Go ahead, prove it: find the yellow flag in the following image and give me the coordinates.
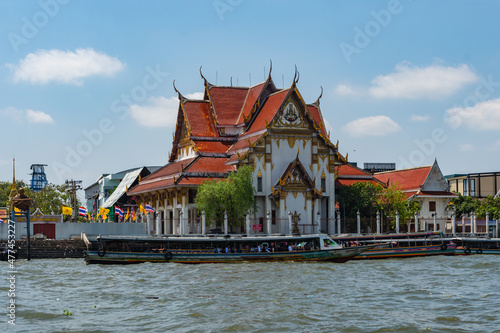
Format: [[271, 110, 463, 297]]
[[132, 209, 137, 221], [14, 207, 21, 213], [125, 208, 130, 220], [139, 204, 146, 214], [62, 206, 73, 215]]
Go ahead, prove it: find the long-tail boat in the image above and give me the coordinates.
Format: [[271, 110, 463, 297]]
[[331, 231, 456, 260], [84, 233, 377, 264]]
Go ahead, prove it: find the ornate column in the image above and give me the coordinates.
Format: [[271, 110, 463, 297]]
[[224, 211, 228, 235], [288, 211, 292, 235], [337, 210, 341, 235], [202, 211, 206, 235], [451, 209, 456, 235], [266, 211, 271, 235]]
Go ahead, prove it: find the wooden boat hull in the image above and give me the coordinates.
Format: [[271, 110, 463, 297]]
[[85, 245, 375, 265], [353, 243, 457, 260]]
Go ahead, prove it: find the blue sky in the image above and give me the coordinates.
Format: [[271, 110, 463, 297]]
[[1, 0, 500, 198]]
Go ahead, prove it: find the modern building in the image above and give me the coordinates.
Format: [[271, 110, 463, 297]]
[[84, 166, 160, 215], [445, 171, 500, 198], [128, 68, 346, 235], [374, 160, 457, 232]]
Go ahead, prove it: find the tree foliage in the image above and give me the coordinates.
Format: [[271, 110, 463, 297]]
[[449, 194, 500, 220], [195, 165, 256, 227], [448, 193, 480, 219], [376, 182, 421, 229], [337, 182, 382, 218], [0, 181, 73, 216]]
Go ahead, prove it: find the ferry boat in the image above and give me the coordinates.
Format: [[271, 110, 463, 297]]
[[331, 232, 456, 260], [84, 233, 377, 264], [449, 237, 500, 255]]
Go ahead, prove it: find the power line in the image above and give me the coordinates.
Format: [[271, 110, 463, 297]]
[[65, 179, 82, 221]]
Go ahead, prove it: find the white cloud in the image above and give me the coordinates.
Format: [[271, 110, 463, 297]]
[[458, 143, 474, 151], [0, 107, 53, 124], [9, 48, 124, 85], [445, 97, 500, 130], [130, 92, 203, 128], [342, 115, 402, 138], [26, 109, 54, 124], [334, 84, 357, 96], [369, 62, 478, 99], [410, 114, 430, 122]]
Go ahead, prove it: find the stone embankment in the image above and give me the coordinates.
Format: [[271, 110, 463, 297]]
[[1, 239, 87, 259]]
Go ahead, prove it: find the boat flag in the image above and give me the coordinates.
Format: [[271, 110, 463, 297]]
[[62, 206, 73, 215], [79, 206, 87, 217], [115, 206, 124, 218], [145, 204, 155, 213]]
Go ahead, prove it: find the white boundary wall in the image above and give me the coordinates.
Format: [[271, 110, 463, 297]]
[[0, 222, 147, 240]]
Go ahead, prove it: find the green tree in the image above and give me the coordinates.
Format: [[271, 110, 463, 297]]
[[195, 165, 256, 228], [477, 195, 500, 220], [0, 180, 29, 207], [448, 193, 480, 218], [337, 182, 382, 218], [376, 182, 420, 231], [31, 183, 72, 215]]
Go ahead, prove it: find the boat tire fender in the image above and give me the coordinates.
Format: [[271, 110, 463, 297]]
[[97, 249, 106, 257], [464, 247, 471, 255], [476, 248, 482, 254], [440, 243, 447, 251], [165, 251, 173, 260]]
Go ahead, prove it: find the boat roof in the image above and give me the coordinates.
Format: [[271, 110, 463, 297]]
[[331, 231, 443, 241], [97, 234, 331, 243]]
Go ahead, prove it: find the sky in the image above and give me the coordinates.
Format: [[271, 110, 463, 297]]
[[1, 0, 500, 202]]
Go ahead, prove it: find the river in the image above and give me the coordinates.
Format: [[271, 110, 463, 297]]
[[2, 255, 499, 333]]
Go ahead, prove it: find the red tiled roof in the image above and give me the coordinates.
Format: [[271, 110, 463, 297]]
[[193, 140, 231, 154], [140, 157, 195, 182], [246, 89, 288, 135], [209, 86, 249, 125], [337, 164, 372, 177], [227, 132, 263, 154], [307, 104, 327, 138], [186, 157, 234, 173], [237, 82, 266, 124], [128, 177, 176, 195], [335, 179, 382, 187], [176, 177, 226, 186], [184, 101, 217, 137], [375, 166, 432, 191]]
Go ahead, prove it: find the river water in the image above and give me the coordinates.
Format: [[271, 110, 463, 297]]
[[2, 255, 499, 333]]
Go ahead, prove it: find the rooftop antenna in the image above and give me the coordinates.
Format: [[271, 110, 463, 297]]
[[282, 75, 284, 89], [216, 71, 218, 85], [249, 73, 251, 86], [230, 77, 233, 87]]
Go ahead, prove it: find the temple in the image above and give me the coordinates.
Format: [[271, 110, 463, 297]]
[[128, 66, 346, 235]]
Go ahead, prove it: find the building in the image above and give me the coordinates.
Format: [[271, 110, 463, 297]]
[[84, 166, 160, 215], [128, 68, 345, 235], [445, 171, 500, 198], [374, 160, 457, 232]]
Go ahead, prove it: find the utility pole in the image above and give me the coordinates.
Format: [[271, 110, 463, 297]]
[[65, 179, 82, 221]]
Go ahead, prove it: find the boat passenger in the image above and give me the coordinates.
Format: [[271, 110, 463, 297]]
[[225, 246, 231, 253], [257, 245, 262, 252], [288, 245, 293, 252]]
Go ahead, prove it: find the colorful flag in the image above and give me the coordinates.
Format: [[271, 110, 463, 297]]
[[14, 207, 21, 213], [0, 218, 4, 223], [115, 206, 124, 218], [131, 209, 136, 221], [79, 206, 87, 217], [125, 208, 130, 220], [62, 206, 73, 215], [145, 204, 155, 213], [139, 204, 146, 215]]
